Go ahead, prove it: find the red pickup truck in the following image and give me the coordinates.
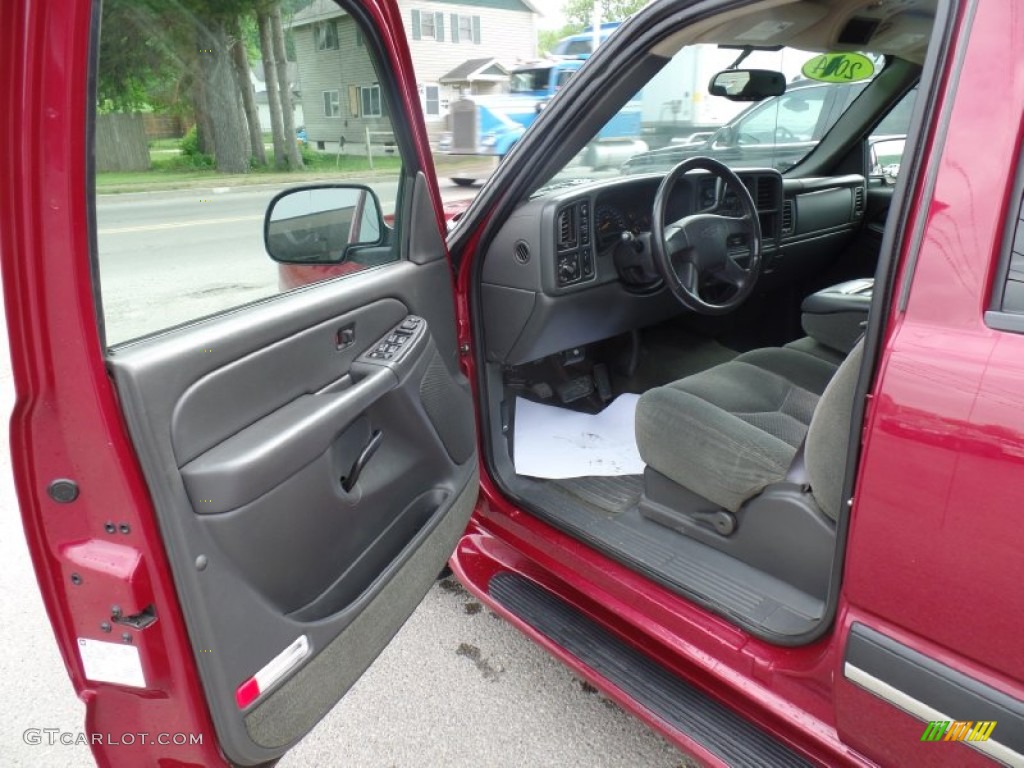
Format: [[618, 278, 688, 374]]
[[2, 0, 1022, 766]]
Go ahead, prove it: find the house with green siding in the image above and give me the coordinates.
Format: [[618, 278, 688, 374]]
[[290, 0, 537, 151]]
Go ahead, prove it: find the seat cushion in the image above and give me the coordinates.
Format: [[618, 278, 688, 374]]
[[784, 336, 847, 367], [635, 348, 838, 512]]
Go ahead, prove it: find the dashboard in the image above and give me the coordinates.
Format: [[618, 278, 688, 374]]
[[480, 169, 866, 366]]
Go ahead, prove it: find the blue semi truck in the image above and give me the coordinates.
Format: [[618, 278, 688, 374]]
[[438, 56, 644, 169], [438, 23, 651, 185], [436, 23, 773, 185]]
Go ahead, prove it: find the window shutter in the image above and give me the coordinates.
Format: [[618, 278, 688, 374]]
[[435, 12, 445, 42], [472, 15, 481, 44], [411, 9, 421, 40], [348, 85, 360, 117], [450, 13, 459, 43]]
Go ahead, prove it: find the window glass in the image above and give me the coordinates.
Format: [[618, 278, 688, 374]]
[[360, 85, 382, 117], [510, 69, 548, 93], [988, 142, 1024, 319], [869, 89, 917, 182], [458, 16, 472, 41], [564, 40, 592, 56], [730, 89, 828, 145], [93, 2, 404, 345], [532, 47, 899, 189], [424, 85, 440, 116], [314, 22, 338, 51], [322, 90, 341, 118], [420, 11, 436, 40]]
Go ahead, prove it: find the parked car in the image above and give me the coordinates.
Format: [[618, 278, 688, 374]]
[[621, 78, 913, 174], [4, 1, 1023, 768]]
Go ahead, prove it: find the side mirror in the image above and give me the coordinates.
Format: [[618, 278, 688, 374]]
[[264, 184, 385, 264], [868, 137, 905, 184], [708, 69, 786, 102]]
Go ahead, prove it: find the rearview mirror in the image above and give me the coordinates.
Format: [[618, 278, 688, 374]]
[[264, 185, 384, 264], [708, 69, 786, 102]]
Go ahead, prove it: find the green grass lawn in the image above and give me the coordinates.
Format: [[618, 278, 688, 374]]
[[96, 149, 405, 192], [147, 137, 182, 151]]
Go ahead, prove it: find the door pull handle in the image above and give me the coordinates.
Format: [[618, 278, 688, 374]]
[[341, 430, 383, 493]]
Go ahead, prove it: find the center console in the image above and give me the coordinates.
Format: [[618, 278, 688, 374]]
[[800, 278, 873, 355]]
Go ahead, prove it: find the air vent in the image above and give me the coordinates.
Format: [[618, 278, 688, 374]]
[[853, 186, 865, 216], [556, 206, 577, 251], [513, 240, 531, 264], [756, 178, 775, 210], [781, 200, 795, 235]]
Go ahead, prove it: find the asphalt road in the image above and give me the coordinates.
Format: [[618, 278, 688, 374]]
[[96, 178, 410, 344], [0, 181, 686, 767]]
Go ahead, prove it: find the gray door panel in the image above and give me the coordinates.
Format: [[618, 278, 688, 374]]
[[108, 257, 477, 766]]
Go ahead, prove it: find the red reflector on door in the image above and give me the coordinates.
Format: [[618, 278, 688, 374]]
[[235, 678, 260, 709], [235, 634, 310, 709]]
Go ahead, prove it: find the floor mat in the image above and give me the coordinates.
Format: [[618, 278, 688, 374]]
[[616, 329, 738, 394], [513, 394, 644, 478], [514, 479, 824, 635]]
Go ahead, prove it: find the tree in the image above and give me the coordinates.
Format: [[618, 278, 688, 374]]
[[96, 0, 190, 113], [231, 17, 267, 165], [257, 9, 288, 169], [195, 14, 251, 173], [562, 0, 648, 29], [271, 6, 303, 169], [538, 26, 575, 56]]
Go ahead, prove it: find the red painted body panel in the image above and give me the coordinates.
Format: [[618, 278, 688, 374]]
[[6, 0, 1023, 764], [0, 1, 444, 765], [834, 2, 1024, 763], [449, 499, 865, 767]]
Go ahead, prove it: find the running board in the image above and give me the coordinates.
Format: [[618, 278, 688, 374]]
[[488, 572, 814, 768]]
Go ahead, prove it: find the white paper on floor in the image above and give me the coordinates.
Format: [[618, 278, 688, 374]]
[[513, 394, 645, 479]]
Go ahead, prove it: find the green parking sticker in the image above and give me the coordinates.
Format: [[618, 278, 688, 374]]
[[801, 52, 875, 83]]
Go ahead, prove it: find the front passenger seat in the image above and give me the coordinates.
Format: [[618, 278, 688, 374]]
[[633, 340, 864, 593]]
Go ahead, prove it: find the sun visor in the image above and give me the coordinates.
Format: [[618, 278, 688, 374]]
[[867, 12, 933, 57], [700, 2, 830, 47]]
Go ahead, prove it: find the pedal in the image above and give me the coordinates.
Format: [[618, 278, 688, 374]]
[[530, 382, 554, 400], [593, 363, 612, 402], [557, 376, 594, 403]]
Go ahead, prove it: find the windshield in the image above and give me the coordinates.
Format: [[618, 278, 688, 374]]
[[511, 68, 550, 93], [532, 45, 903, 196]]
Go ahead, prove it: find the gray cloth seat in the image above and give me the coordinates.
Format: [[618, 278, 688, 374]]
[[635, 340, 864, 519]]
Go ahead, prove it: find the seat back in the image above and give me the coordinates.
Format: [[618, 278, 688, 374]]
[[805, 338, 865, 520]]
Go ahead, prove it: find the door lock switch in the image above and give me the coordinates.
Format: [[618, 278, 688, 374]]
[[361, 316, 425, 365]]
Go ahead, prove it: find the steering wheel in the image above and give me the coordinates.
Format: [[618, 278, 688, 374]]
[[651, 157, 763, 315]]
